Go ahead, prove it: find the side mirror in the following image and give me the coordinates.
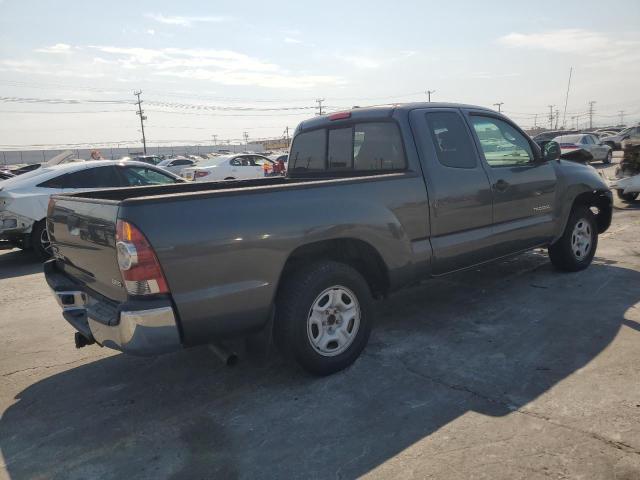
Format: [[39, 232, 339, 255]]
[[542, 141, 561, 161]]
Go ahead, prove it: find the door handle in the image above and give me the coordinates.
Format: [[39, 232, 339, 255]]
[[493, 179, 509, 192]]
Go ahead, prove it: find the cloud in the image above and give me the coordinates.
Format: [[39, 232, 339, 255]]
[[336, 54, 381, 69], [146, 29, 155, 35], [284, 37, 302, 44], [35, 43, 72, 54], [498, 29, 639, 56], [145, 13, 230, 27]]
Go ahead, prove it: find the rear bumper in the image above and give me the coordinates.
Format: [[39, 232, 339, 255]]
[[44, 260, 182, 356]]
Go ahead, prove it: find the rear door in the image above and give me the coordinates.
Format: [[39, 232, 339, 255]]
[[409, 108, 494, 274], [465, 112, 557, 254]]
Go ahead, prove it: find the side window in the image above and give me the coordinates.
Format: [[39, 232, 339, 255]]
[[328, 128, 352, 169], [119, 167, 178, 186], [49, 166, 121, 189], [581, 136, 593, 145], [470, 116, 533, 167], [425, 112, 477, 168], [353, 123, 405, 170], [230, 158, 242, 166], [290, 129, 326, 171]]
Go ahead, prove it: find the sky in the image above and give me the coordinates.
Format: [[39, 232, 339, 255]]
[[0, 0, 639, 150]]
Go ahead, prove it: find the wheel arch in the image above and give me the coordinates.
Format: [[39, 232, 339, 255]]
[[278, 238, 390, 299]]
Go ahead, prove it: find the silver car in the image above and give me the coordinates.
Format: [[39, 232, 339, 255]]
[[553, 134, 612, 164]]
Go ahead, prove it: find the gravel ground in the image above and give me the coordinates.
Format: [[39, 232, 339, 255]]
[[1, 159, 639, 480]]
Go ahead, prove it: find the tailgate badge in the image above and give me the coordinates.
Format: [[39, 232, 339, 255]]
[[111, 279, 123, 288]]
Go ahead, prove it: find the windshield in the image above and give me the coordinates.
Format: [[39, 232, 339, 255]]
[[554, 135, 582, 143], [0, 166, 52, 188], [196, 156, 231, 167]]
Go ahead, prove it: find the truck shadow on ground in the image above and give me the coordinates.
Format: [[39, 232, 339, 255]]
[[1, 253, 638, 479], [0, 249, 42, 280]]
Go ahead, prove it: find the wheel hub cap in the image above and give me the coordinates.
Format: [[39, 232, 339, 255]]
[[307, 286, 361, 357], [571, 219, 592, 260]]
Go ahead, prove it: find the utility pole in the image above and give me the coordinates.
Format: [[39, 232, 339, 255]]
[[618, 110, 625, 126], [133, 90, 147, 154], [562, 67, 573, 129], [548, 105, 555, 129], [243, 131, 249, 148], [425, 90, 436, 102], [212, 134, 218, 148], [588, 101, 596, 129], [315, 98, 325, 115], [493, 102, 504, 113], [554, 108, 560, 129], [534, 114, 537, 128]]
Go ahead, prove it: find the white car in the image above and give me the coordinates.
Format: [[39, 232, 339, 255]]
[[156, 157, 198, 175], [181, 154, 275, 182], [553, 134, 613, 164], [0, 160, 183, 259], [610, 175, 640, 202]]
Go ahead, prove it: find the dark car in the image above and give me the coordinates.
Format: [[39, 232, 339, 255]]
[[45, 103, 612, 375]]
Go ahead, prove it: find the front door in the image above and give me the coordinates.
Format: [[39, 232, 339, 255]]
[[410, 108, 494, 274], [465, 112, 558, 255]]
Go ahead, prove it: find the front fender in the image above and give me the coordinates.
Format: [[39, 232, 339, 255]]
[[552, 160, 612, 242]]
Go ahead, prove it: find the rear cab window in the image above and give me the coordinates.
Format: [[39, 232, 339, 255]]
[[289, 122, 405, 174]]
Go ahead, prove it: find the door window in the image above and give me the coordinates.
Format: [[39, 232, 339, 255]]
[[471, 116, 533, 167], [581, 135, 594, 145], [119, 166, 178, 186], [42, 166, 122, 189], [425, 112, 477, 168]]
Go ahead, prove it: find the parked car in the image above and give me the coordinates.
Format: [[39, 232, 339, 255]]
[[600, 126, 640, 150], [553, 133, 612, 164], [0, 170, 15, 180], [132, 155, 163, 165], [45, 103, 612, 375], [531, 130, 578, 143], [181, 154, 275, 181], [156, 157, 198, 175], [10, 163, 43, 175], [0, 160, 184, 259]]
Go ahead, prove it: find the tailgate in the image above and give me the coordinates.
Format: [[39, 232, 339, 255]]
[[47, 196, 127, 302]]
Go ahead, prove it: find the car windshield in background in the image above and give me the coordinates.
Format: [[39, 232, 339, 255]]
[[289, 122, 405, 173], [555, 135, 582, 143], [120, 167, 178, 186], [198, 156, 232, 167]]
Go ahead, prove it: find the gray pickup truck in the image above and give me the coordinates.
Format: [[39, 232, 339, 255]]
[[45, 103, 612, 375]]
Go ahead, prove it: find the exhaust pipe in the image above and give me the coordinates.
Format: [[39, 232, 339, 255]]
[[208, 343, 238, 367]]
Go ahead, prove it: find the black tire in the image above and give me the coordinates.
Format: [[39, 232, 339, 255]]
[[224, 177, 236, 180], [616, 189, 639, 202], [548, 206, 598, 272], [275, 261, 373, 376], [31, 220, 52, 261], [603, 150, 612, 164]]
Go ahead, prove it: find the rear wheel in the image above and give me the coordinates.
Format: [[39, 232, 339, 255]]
[[275, 261, 373, 376], [548, 206, 598, 272], [31, 220, 52, 261], [616, 189, 638, 202]]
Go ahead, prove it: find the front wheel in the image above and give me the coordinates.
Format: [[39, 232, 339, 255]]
[[616, 189, 639, 202], [31, 220, 52, 261], [275, 261, 373, 376], [548, 206, 598, 272]]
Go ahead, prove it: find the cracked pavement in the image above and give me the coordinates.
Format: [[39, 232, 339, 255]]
[[1, 181, 640, 479]]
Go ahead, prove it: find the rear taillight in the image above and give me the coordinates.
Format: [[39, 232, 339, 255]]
[[116, 220, 169, 296], [47, 198, 55, 217], [194, 171, 209, 178]]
